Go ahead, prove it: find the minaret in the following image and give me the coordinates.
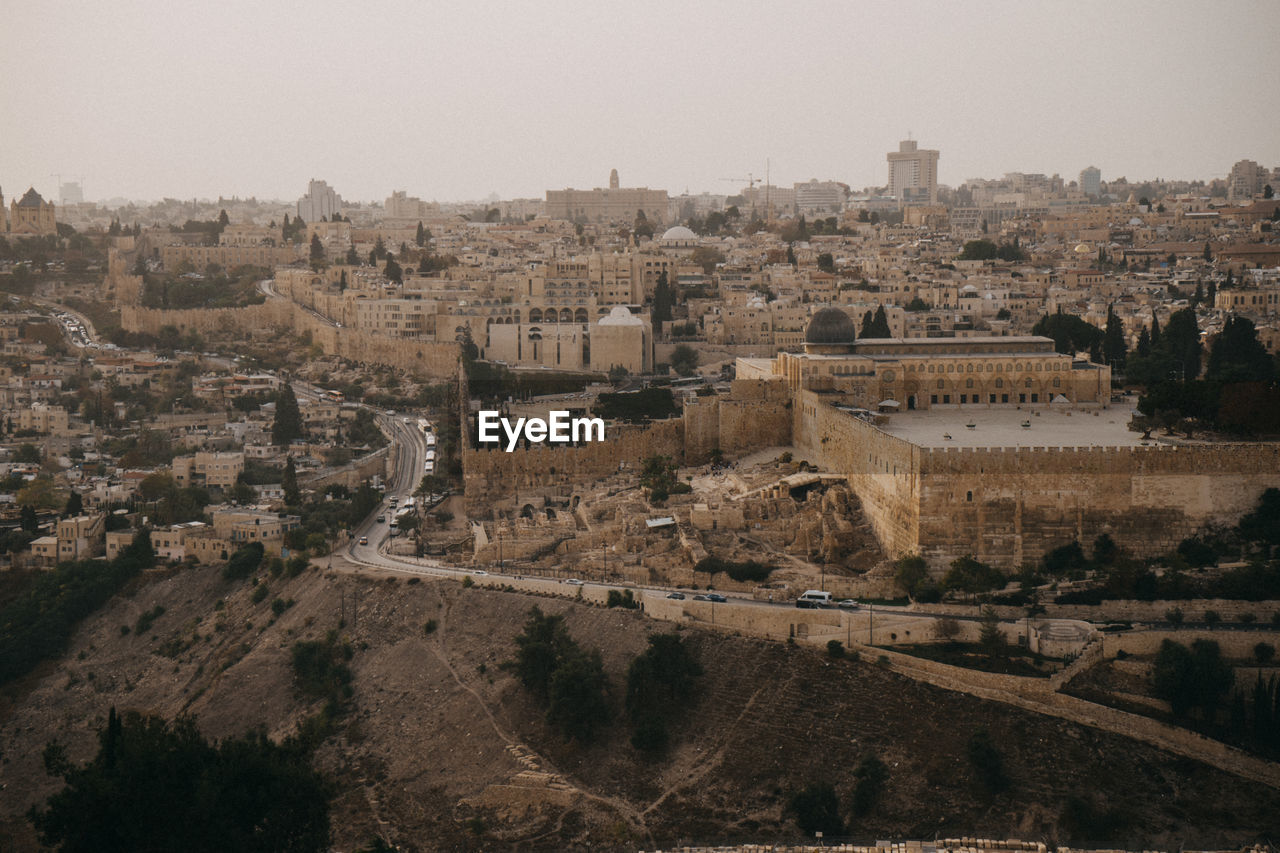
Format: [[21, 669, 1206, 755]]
[[609, 169, 619, 189]]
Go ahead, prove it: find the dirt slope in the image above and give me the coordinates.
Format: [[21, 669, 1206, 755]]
[[1, 564, 1277, 851]]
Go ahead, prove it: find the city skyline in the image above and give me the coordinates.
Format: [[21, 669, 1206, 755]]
[[3, 0, 1278, 204]]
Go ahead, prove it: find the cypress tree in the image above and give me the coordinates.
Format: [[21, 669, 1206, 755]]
[[872, 305, 891, 338], [1103, 305, 1127, 369], [272, 382, 304, 446], [282, 456, 300, 506]]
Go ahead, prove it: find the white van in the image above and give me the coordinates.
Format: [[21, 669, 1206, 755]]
[[796, 590, 833, 608]]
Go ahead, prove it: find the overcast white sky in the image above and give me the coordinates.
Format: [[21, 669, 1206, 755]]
[[3, 0, 1278, 204]]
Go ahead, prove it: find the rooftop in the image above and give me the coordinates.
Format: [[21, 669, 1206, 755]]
[[876, 401, 1151, 448]]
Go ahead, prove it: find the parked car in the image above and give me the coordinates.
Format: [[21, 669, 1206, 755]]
[[358, 536, 368, 545], [666, 592, 686, 600], [564, 578, 584, 585], [837, 599, 859, 609], [376, 515, 385, 523], [692, 594, 709, 601], [705, 593, 727, 603]]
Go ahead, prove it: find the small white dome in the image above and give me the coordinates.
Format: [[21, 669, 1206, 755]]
[[598, 306, 643, 326], [661, 225, 698, 242]]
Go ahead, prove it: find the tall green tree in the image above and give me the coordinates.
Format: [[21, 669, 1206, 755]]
[[272, 382, 304, 446], [308, 234, 325, 271], [651, 270, 674, 324], [1206, 315, 1275, 384], [63, 492, 83, 518], [1103, 305, 1127, 369], [282, 456, 300, 505], [871, 305, 891, 338], [1162, 307, 1202, 380], [384, 256, 402, 285]]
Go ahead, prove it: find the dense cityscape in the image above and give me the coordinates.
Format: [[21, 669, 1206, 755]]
[[3, 2, 1280, 851]]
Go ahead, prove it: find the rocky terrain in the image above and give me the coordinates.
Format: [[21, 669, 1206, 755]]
[[2, 562, 1278, 851]]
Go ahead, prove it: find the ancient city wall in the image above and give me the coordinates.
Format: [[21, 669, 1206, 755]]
[[793, 391, 922, 557], [462, 418, 686, 517], [119, 300, 459, 377], [791, 395, 1280, 568], [683, 378, 792, 461], [121, 301, 295, 338], [1099, 628, 1280, 659], [917, 443, 1280, 566]]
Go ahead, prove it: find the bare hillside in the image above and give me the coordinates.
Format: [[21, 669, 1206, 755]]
[[2, 564, 1278, 851]]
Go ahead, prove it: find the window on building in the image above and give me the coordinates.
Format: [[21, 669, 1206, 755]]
[[1031, 394, 1039, 403]]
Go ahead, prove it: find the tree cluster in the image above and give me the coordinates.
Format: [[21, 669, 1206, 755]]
[[503, 608, 611, 743], [0, 529, 155, 685], [29, 708, 330, 852], [693, 555, 774, 583], [957, 238, 1028, 262], [626, 633, 702, 752], [1153, 638, 1234, 719]]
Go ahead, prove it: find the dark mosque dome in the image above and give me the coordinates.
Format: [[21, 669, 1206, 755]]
[[805, 308, 857, 345]]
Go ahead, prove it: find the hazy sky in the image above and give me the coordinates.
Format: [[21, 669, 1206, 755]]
[[3, 0, 1278, 205]]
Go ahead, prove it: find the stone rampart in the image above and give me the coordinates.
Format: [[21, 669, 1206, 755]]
[[794, 396, 1280, 568], [1100, 628, 1280, 659], [794, 391, 921, 557], [916, 443, 1280, 566], [120, 300, 459, 377], [462, 418, 686, 517], [683, 378, 792, 461]]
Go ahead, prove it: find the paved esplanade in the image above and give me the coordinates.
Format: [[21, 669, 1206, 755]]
[[877, 401, 1150, 448]]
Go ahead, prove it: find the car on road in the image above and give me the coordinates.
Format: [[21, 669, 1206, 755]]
[[665, 592, 686, 600], [692, 594, 709, 601], [564, 578, 584, 585], [705, 593, 727, 603], [358, 536, 368, 545], [473, 570, 488, 576], [385, 410, 395, 415], [837, 599, 860, 609], [376, 515, 385, 523], [423, 461, 435, 473]]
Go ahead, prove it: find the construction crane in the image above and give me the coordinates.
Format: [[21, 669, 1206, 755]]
[[720, 173, 760, 189]]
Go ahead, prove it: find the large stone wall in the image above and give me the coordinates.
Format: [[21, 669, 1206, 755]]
[[683, 378, 792, 461], [794, 391, 922, 557], [793, 395, 1280, 568], [462, 418, 686, 517], [119, 300, 459, 377], [917, 442, 1280, 566]]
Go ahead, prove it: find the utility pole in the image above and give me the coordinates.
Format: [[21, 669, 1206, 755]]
[[868, 603, 873, 645]]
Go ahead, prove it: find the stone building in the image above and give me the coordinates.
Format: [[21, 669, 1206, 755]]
[[8, 187, 57, 236], [763, 308, 1111, 411], [590, 306, 652, 374], [172, 451, 245, 490], [545, 170, 668, 226]]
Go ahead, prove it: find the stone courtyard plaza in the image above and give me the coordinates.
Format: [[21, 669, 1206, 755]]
[[873, 400, 1148, 448]]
